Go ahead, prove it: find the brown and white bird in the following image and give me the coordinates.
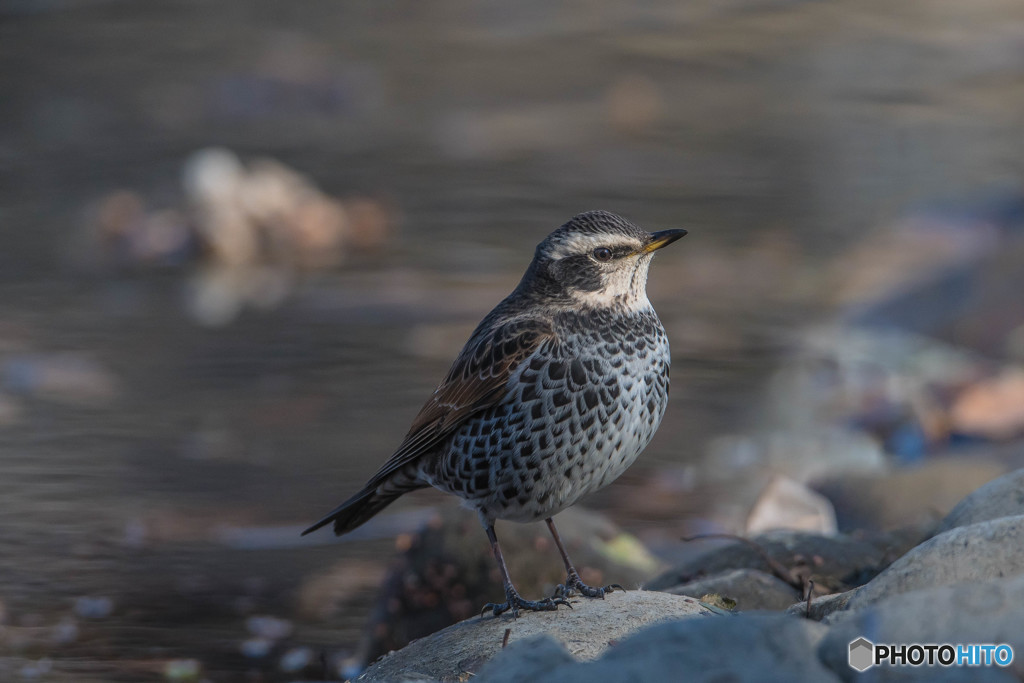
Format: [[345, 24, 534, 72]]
[[303, 210, 685, 616]]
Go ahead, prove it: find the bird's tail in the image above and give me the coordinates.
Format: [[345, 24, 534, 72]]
[[301, 473, 427, 537]]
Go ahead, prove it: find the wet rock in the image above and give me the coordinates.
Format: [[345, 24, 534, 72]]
[[663, 568, 801, 611], [819, 574, 1024, 682], [476, 613, 835, 683], [746, 475, 837, 535], [183, 152, 396, 321], [646, 528, 924, 597], [78, 148, 396, 325], [812, 457, 1008, 531], [936, 467, 1024, 533], [838, 515, 1024, 612], [357, 590, 712, 683], [356, 506, 661, 669]]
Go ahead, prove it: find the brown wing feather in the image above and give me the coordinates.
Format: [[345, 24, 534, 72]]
[[362, 316, 555, 488], [301, 315, 556, 536]]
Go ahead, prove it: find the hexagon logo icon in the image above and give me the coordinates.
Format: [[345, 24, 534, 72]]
[[849, 637, 875, 672]]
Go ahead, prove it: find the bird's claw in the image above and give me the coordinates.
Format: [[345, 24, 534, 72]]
[[555, 574, 625, 599], [482, 593, 572, 618]]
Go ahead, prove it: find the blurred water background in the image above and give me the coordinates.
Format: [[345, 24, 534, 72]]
[[2, 0, 1024, 681]]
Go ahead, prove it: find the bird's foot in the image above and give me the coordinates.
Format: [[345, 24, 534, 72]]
[[482, 586, 572, 618], [554, 571, 624, 599]]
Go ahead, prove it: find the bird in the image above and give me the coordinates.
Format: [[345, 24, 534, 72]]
[[303, 210, 685, 617]]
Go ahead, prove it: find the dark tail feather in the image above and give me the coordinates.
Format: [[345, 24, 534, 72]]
[[302, 476, 425, 537]]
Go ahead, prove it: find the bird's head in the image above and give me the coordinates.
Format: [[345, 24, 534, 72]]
[[519, 210, 686, 311]]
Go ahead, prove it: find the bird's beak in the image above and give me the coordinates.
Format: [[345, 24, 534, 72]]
[[641, 229, 688, 254]]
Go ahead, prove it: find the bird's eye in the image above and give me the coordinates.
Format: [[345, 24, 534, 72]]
[[592, 247, 613, 262]]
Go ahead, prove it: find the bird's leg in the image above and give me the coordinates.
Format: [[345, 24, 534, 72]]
[[481, 524, 571, 617], [546, 517, 624, 599]]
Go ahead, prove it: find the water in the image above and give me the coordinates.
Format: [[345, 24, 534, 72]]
[[2, 0, 1023, 680]]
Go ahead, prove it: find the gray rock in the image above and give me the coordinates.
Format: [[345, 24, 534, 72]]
[[473, 635, 575, 683], [478, 613, 837, 683], [357, 590, 711, 682], [665, 568, 801, 611], [792, 513, 1024, 622], [647, 527, 923, 596], [356, 506, 661, 667], [936, 468, 1024, 533], [819, 574, 1024, 682], [841, 515, 1024, 612], [746, 475, 838, 535], [786, 589, 856, 621]]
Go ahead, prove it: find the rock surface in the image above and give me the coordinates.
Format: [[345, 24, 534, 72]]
[[841, 515, 1024, 612], [357, 471, 1024, 683], [357, 590, 712, 682], [647, 527, 923, 597], [354, 506, 661, 667], [664, 568, 801, 611], [820, 575, 1024, 682], [791, 514, 1024, 621], [475, 613, 835, 683], [787, 589, 854, 621], [935, 467, 1024, 533], [746, 475, 838, 535]]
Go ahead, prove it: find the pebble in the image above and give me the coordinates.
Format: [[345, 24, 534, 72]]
[[746, 475, 837, 535]]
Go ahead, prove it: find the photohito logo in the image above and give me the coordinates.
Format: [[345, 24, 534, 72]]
[[849, 638, 1014, 671]]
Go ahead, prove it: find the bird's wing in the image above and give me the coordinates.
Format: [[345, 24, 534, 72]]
[[364, 316, 556, 487]]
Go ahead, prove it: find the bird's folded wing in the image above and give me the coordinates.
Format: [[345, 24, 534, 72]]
[[364, 317, 555, 487]]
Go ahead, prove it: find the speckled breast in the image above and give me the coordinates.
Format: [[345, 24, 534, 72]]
[[428, 306, 670, 523]]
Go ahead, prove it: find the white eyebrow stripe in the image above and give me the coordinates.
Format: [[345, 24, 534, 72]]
[[547, 234, 640, 260]]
